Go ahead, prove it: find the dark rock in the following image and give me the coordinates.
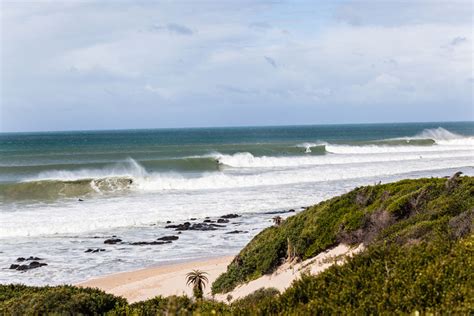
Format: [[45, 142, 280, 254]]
[[16, 257, 25, 262], [104, 238, 122, 244], [166, 221, 172, 224], [188, 223, 217, 231], [157, 235, 179, 241], [263, 209, 295, 215], [217, 218, 229, 223], [78, 198, 84, 202], [166, 222, 190, 230], [166, 220, 224, 231], [13, 261, 47, 271], [26, 256, 42, 261], [28, 261, 47, 269], [210, 224, 226, 227], [129, 241, 172, 246], [165, 224, 179, 229], [226, 230, 248, 234], [85, 248, 106, 253], [220, 214, 240, 219], [203, 219, 215, 223], [190, 218, 197, 221], [205, 217, 210, 219]]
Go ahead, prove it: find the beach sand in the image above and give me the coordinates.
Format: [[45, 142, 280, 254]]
[[77, 256, 234, 303], [78, 243, 363, 303]]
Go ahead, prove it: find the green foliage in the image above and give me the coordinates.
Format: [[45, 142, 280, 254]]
[[123, 295, 194, 315], [0, 284, 127, 315], [277, 235, 474, 315], [113, 295, 229, 315], [212, 176, 474, 294], [186, 270, 209, 300], [2, 176, 472, 315]]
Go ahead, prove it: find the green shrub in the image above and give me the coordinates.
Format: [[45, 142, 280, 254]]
[[2, 176, 472, 315], [212, 176, 474, 294], [116, 295, 228, 315], [280, 234, 474, 315], [0, 284, 126, 315]]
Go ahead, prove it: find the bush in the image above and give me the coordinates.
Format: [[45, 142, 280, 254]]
[[213, 176, 474, 294], [0, 284, 126, 315], [280, 235, 474, 314], [2, 176, 472, 315]]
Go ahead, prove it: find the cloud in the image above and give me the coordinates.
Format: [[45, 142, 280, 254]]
[[451, 36, 467, 46], [1, 0, 472, 131], [335, 0, 473, 26], [249, 22, 272, 30], [144, 84, 177, 100], [150, 23, 194, 35], [165, 23, 194, 35], [264, 56, 277, 68]]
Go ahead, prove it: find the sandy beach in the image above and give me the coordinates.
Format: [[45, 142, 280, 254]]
[[77, 256, 234, 303], [78, 243, 364, 303]]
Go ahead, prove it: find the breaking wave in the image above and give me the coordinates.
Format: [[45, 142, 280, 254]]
[[1, 127, 472, 202], [295, 142, 327, 153], [0, 177, 134, 201]]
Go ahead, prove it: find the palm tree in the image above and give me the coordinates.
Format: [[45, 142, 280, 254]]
[[186, 270, 209, 300]]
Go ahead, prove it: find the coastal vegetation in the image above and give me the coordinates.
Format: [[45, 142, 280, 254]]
[[186, 270, 209, 300], [212, 174, 473, 294], [1, 175, 472, 314]]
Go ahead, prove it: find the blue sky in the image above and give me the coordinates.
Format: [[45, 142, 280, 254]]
[[1, 0, 472, 132]]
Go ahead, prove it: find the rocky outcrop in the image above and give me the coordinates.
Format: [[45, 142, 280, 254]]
[[157, 235, 179, 241], [9, 257, 48, 271], [85, 248, 106, 253], [104, 238, 122, 244]]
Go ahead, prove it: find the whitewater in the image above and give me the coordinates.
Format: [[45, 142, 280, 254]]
[[0, 123, 473, 285]]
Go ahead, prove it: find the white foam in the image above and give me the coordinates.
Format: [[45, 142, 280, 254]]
[[27, 157, 148, 182], [405, 127, 474, 146], [296, 142, 326, 153], [415, 127, 464, 141], [213, 149, 472, 168], [1, 155, 472, 238]]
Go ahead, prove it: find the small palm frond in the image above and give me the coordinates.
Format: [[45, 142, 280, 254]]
[[185, 270, 209, 288]]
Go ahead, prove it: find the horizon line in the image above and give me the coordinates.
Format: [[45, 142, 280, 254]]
[[1, 119, 473, 135]]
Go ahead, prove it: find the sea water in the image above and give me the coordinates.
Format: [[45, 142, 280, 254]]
[[0, 122, 473, 285]]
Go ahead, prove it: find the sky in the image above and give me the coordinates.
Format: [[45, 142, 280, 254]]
[[0, 0, 472, 132]]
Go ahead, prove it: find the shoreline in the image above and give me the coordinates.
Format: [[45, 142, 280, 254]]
[[77, 255, 234, 303], [77, 243, 365, 304]]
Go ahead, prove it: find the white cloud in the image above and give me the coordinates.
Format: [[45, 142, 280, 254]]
[[1, 0, 472, 131]]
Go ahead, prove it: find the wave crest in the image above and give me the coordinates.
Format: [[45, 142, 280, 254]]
[[295, 142, 327, 153], [410, 127, 474, 146], [0, 177, 134, 201]]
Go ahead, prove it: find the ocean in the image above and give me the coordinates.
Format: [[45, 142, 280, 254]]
[[0, 122, 473, 285]]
